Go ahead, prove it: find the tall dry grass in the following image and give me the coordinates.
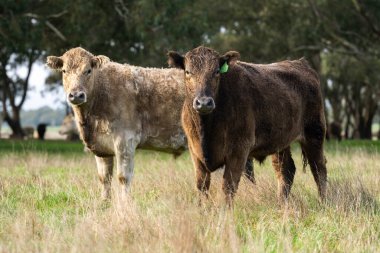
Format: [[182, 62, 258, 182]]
[[0, 145, 379, 252]]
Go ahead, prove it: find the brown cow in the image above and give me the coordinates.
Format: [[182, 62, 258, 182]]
[[46, 47, 255, 199], [168, 46, 327, 204], [47, 47, 187, 199]]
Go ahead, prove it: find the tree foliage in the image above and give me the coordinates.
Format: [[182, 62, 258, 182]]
[[0, 0, 379, 138], [0, 0, 49, 137]]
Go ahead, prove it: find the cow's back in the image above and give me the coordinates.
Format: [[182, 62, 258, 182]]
[[135, 67, 187, 153], [74, 62, 187, 156], [100, 64, 187, 153]]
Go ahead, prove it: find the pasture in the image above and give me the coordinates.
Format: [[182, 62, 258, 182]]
[[0, 140, 379, 252]]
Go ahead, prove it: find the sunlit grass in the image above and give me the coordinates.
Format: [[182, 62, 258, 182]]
[[0, 140, 379, 252]]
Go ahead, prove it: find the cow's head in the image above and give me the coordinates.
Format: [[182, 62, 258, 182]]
[[46, 47, 110, 106], [168, 46, 239, 115]]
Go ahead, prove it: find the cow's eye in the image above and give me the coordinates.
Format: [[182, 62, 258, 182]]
[[215, 69, 220, 75], [185, 70, 191, 75], [62, 69, 66, 73], [86, 69, 92, 75]]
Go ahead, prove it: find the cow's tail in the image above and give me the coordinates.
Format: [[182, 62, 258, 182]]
[[301, 149, 308, 173]]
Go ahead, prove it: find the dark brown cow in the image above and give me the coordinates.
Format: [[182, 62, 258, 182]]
[[168, 46, 327, 204]]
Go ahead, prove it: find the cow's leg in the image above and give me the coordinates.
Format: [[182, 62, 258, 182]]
[[244, 158, 255, 184], [195, 162, 211, 205], [271, 146, 296, 202], [114, 131, 139, 198], [95, 156, 113, 200], [189, 148, 210, 199], [223, 156, 245, 207], [196, 164, 211, 197], [302, 122, 327, 201]]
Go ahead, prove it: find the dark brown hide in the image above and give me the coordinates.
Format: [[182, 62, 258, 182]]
[[169, 46, 327, 204]]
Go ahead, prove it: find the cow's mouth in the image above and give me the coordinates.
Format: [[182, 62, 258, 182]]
[[196, 107, 214, 115]]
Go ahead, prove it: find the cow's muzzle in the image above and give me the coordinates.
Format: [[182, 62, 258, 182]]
[[193, 96, 215, 115], [68, 91, 87, 105]]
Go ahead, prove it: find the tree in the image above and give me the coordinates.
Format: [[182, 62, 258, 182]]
[[40, 0, 211, 65], [0, 1, 42, 137], [309, 0, 380, 138], [1, 0, 379, 139]]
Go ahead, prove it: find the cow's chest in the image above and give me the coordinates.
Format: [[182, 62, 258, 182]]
[[202, 130, 227, 171], [80, 119, 114, 157], [189, 123, 227, 171]]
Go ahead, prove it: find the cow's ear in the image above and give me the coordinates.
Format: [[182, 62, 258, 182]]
[[219, 51, 240, 66], [167, 51, 185, 69], [91, 55, 110, 68], [46, 56, 63, 70]]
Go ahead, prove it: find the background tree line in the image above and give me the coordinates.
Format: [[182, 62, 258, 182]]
[[19, 106, 66, 127], [0, 0, 379, 139]]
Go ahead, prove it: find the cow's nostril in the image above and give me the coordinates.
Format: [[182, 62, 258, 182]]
[[206, 99, 213, 107], [68, 93, 74, 98], [195, 99, 201, 106], [78, 93, 85, 99]]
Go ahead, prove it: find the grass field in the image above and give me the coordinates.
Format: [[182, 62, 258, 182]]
[[0, 139, 379, 252]]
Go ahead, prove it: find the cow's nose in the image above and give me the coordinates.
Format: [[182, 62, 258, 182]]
[[68, 92, 75, 101], [77, 91, 85, 100], [193, 96, 215, 114], [67, 91, 87, 105]]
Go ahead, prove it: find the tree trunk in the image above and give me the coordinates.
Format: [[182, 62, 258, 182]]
[[358, 120, 371, 139], [4, 110, 24, 139], [358, 111, 376, 139], [344, 114, 350, 139], [0, 50, 35, 138]]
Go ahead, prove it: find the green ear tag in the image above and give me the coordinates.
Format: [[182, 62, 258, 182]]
[[220, 62, 229, 73]]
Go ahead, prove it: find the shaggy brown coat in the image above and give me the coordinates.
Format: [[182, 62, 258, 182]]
[[47, 47, 187, 198], [168, 46, 327, 203]]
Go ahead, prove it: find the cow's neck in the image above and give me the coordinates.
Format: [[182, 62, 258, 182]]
[[73, 104, 94, 126], [72, 103, 95, 146], [183, 99, 218, 167]]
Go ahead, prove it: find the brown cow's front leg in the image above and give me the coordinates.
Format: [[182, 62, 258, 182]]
[[223, 157, 245, 207], [95, 156, 113, 200], [196, 166, 211, 208], [189, 148, 210, 203], [196, 165, 211, 197], [272, 146, 296, 202]]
